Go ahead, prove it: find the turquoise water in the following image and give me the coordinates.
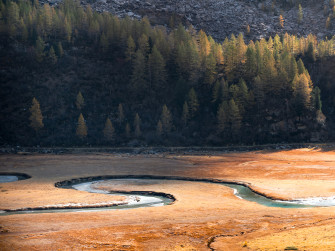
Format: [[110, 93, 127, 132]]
[[224, 183, 310, 208], [1, 176, 332, 216]]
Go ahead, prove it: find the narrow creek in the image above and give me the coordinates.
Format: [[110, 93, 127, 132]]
[[1, 174, 335, 215]]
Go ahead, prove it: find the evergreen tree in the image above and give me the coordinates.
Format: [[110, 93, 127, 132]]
[[228, 99, 242, 133], [48, 46, 57, 64], [125, 36, 135, 62], [138, 34, 150, 56], [64, 17, 72, 42], [199, 30, 211, 61], [125, 122, 131, 138], [148, 46, 166, 90], [134, 113, 141, 137], [204, 53, 217, 85], [246, 24, 250, 35], [245, 44, 257, 79], [57, 42, 64, 57], [297, 58, 306, 74], [131, 50, 147, 95], [292, 73, 312, 115], [99, 33, 109, 53], [298, 4, 303, 24], [103, 118, 114, 141], [156, 120, 163, 136], [217, 102, 227, 133], [76, 113, 87, 139], [253, 75, 265, 109], [35, 36, 45, 63], [279, 15, 284, 28], [160, 104, 172, 133], [29, 97, 44, 132], [76, 91, 84, 110], [212, 80, 220, 103], [313, 86, 322, 111], [306, 42, 316, 62], [181, 101, 189, 126], [187, 88, 199, 118], [7, 1, 19, 37], [220, 79, 229, 102], [118, 103, 124, 125]]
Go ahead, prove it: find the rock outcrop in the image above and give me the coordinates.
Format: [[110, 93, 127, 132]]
[[47, 0, 335, 41]]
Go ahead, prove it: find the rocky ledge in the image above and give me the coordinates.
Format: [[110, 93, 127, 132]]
[[47, 0, 335, 41]]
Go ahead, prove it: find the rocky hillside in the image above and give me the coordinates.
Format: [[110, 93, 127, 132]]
[[46, 0, 335, 41]]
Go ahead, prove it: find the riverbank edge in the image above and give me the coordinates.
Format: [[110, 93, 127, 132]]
[[1, 143, 335, 155]]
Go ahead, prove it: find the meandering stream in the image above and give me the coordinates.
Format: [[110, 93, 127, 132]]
[[1, 174, 335, 215]]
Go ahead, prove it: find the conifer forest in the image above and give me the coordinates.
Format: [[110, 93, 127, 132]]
[[1, 0, 335, 146]]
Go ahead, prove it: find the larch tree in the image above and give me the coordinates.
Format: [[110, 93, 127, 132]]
[[217, 102, 227, 133], [279, 15, 284, 28], [118, 103, 125, 125], [212, 81, 221, 103], [245, 44, 257, 79], [29, 97, 44, 132], [187, 88, 199, 118], [181, 101, 189, 126], [246, 24, 250, 35], [313, 86, 322, 111], [198, 30, 211, 61], [57, 42, 64, 57], [131, 50, 147, 95], [103, 118, 115, 141], [148, 46, 166, 90], [76, 91, 84, 110], [228, 99, 242, 133], [292, 73, 312, 115], [298, 4, 303, 24], [160, 105, 173, 133], [99, 33, 109, 53], [125, 122, 131, 138], [48, 46, 57, 64], [76, 113, 87, 139], [204, 53, 217, 85], [134, 113, 141, 137], [156, 120, 163, 136], [35, 36, 45, 63], [125, 36, 135, 62], [138, 34, 150, 57]]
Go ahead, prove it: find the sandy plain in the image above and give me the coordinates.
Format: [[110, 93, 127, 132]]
[[0, 148, 335, 250]]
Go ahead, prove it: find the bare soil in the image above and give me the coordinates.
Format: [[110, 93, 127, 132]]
[[0, 148, 335, 250]]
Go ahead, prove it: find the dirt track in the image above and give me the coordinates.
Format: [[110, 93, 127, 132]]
[[1, 148, 335, 250]]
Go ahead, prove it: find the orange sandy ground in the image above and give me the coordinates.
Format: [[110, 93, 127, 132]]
[[0, 148, 335, 250]]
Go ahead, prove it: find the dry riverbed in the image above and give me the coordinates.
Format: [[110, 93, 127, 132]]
[[0, 148, 335, 250]]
